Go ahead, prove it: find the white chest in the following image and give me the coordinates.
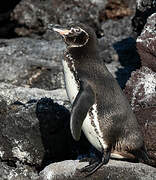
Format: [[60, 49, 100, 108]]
[[62, 59, 78, 103]]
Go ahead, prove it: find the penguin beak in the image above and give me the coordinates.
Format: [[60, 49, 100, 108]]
[[48, 24, 70, 36], [53, 28, 70, 36]]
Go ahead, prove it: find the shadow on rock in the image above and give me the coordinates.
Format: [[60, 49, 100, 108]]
[[36, 97, 90, 170], [36, 98, 73, 168], [113, 37, 141, 88]]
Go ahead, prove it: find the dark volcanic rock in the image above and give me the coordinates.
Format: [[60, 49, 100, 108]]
[[11, 0, 101, 38], [0, 0, 21, 38], [0, 38, 65, 90], [99, 17, 140, 88], [124, 67, 156, 165], [39, 159, 156, 180], [99, 0, 133, 21], [36, 97, 75, 166], [99, 17, 134, 63], [0, 83, 73, 167], [132, 0, 156, 36], [136, 13, 156, 72], [11, 0, 57, 38], [0, 161, 39, 180]]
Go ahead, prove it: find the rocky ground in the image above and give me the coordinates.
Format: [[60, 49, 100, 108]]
[[0, 0, 156, 179]]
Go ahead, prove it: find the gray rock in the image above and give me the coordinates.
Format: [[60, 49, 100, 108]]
[[101, 17, 133, 44], [0, 161, 39, 180], [0, 83, 73, 167], [0, 0, 21, 38], [39, 160, 89, 180], [0, 83, 68, 105], [132, 0, 156, 35], [11, 0, 101, 38], [137, 13, 156, 72], [136, 0, 156, 12], [0, 38, 65, 90], [99, 0, 135, 21], [124, 67, 156, 166], [39, 159, 156, 180], [11, 0, 58, 38], [99, 18, 140, 87], [99, 17, 138, 67], [89, 0, 107, 9], [0, 36, 136, 90]]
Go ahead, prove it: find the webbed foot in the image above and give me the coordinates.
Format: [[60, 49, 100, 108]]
[[80, 148, 111, 177]]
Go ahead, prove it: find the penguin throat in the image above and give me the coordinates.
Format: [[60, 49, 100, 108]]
[[65, 51, 80, 86]]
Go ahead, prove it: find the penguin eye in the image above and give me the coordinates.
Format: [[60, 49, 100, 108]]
[[75, 28, 81, 33], [71, 27, 81, 33]]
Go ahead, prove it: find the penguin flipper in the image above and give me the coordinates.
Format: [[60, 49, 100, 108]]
[[70, 81, 94, 141]]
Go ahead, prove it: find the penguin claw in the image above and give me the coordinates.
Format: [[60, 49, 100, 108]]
[[79, 157, 98, 164], [80, 161, 99, 173], [80, 148, 111, 177]]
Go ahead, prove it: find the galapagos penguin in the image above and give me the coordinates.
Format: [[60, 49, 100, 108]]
[[51, 23, 149, 175]]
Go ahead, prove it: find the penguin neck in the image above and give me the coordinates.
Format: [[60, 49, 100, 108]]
[[66, 39, 98, 62]]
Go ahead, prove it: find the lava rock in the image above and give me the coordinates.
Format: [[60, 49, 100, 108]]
[[0, 0, 21, 38], [136, 0, 156, 12], [47, 0, 101, 36], [99, 17, 140, 88], [99, 17, 135, 63], [36, 97, 75, 167], [124, 67, 156, 165], [39, 159, 156, 180], [136, 13, 156, 72], [11, 0, 57, 38], [0, 38, 65, 90], [11, 0, 101, 38], [132, 0, 156, 36], [90, 0, 107, 9], [100, 17, 133, 46], [0, 83, 73, 168], [0, 161, 39, 180], [0, 36, 137, 91], [99, 0, 133, 21]]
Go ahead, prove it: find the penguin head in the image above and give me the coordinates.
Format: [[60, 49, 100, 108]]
[[51, 24, 95, 48]]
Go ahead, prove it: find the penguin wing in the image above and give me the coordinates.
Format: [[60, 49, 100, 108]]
[[70, 80, 95, 141]]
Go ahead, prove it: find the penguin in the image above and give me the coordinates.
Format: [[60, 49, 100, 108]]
[[51, 23, 149, 175]]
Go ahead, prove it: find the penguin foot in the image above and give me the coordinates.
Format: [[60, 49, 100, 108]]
[[79, 157, 98, 164], [80, 149, 111, 177], [80, 160, 100, 173]]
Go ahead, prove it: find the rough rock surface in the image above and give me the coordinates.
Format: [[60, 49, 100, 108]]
[[10, 0, 137, 39], [132, 0, 156, 35], [0, 0, 21, 38], [137, 13, 156, 72], [0, 38, 65, 90], [0, 36, 136, 91], [99, 17, 132, 63], [11, 0, 58, 38], [99, 0, 134, 21], [0, 161, 39, 180], [99, 17, 140, 87], [0, 83, 74, 167], [11, 0, 100, 38], [124, 67, 156, 165], [39, 159, 156, 180]]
